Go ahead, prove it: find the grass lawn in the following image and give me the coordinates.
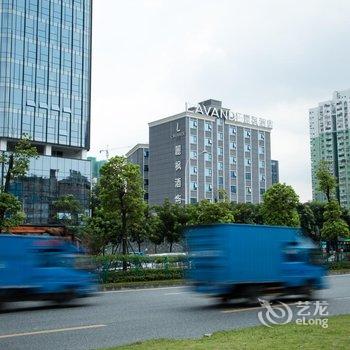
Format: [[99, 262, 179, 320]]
[[102, 314, 350, 350]]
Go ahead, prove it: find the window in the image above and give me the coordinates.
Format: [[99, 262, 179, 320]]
[[144, 150, 149, 158], [230, 156, 237, 164], [245, 158, 251, 166], [231, 185, 237, 193], [259, 160, 265, 168], [231, 171, 237, 178], [190, 119, 198, 128], [245, 172, 251, 180], [191, 166, 198, 175], [205, 168, 212, 177], [218, 177, 224, 185], [205, 153, 212, 162], [218, 147, 223, 156], [230, 142, 236, 149], [144, 179, 149, 186], [190, 135, 197, 144], [206, 184, 213, 192], [191, 181, 198, 190], [260, 174, 266, 181], [190, 198, 197, 204], [259, 132, 265, 141], [205, 138, 212, 146], [245, 130, 251, 138], [259, 146, 265, 154], [218, 132, 223, 140], [260, 188, 266, 195], [229, 126, 236, 134], [246, 186, 252, 194], [245, 144, 251, 152], [205, 122, 212, 131], [144, 165, 149, 172], [190, 150, 197, 159], [218, 162, 223, 170]]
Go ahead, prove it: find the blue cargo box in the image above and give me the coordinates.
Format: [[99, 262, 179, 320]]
[[185, 223, 326, 297]]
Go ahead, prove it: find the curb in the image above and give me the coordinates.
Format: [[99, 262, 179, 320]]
[[328, 270, 350, 275], [99, 270, 350, 291], [100, 280, 186, 291]]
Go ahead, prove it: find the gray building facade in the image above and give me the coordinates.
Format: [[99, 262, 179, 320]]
[[149, 100, 273, 205], [126, 144, 149, 201], [309, 89, 350, 207], [271, 160, 279, 184]]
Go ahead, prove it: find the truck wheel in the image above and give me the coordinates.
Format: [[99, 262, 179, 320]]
[[54, 289, 75, 305], [302, 282, 315, 300], [219, 296, 230, 305]]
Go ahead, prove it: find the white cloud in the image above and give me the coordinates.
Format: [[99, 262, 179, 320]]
[[90, 0, 350, 201]]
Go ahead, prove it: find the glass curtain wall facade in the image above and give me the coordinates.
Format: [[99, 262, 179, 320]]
[[0, 0, 92, 224], [0, 0, 91, 146]]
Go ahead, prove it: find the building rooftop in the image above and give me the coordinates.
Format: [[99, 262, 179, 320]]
[[126, 143, 149, 158], [149, 100, 273, 130]]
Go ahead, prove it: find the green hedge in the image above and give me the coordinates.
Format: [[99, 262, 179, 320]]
[[101, 268, 184, 283], [91, 254, 187, 283], [327, 260, 350, 270]]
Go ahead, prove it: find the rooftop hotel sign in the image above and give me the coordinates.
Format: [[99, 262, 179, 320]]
[[186, 103, 273, 129]]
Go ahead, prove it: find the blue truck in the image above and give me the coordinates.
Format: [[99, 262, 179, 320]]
[[0, 235, 96, 305], [186, 224, 326, 301]]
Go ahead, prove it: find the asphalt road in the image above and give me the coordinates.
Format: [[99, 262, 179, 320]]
[[1, 274, 350, 350]]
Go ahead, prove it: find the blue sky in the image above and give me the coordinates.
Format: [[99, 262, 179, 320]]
[[89, 0, 350, 201]]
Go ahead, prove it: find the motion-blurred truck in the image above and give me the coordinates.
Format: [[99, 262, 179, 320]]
[[186, 224, 326, 301], [0, 235, 96, 305]]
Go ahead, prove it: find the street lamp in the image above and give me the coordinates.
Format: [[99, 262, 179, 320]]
[[184, 150, 208, 204]]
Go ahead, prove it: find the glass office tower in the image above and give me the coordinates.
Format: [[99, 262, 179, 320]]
[[0, 0, 92, 224]]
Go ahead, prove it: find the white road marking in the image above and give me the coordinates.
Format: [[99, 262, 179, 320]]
[[221, 302, 298, 314], [164, 292, 185, 295], [0, 324, 106, 340], [100, 286, 184, 294], [334, 296, 350, 300], [221, 305, 264, 313]]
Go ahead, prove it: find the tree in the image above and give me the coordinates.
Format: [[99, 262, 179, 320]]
[[148, 216, 164, 254], [0, 193, 26, 232], [99, 156, 144, 269], [321, 200, 349, 251], [0, 137, 38, 194], [188, 200, 234, 225], [261, 183, 300, 227], [297, 203, 318, 240], [52, 194, 82, 226], [231, 203, 263, 224], [308, 201, 327, 236], [155, 200, 188, 252], [0, 137, 37, 231], [128, 203, 153, 253], [83, 208, 120, 255], [316, 160, 337, 202]]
